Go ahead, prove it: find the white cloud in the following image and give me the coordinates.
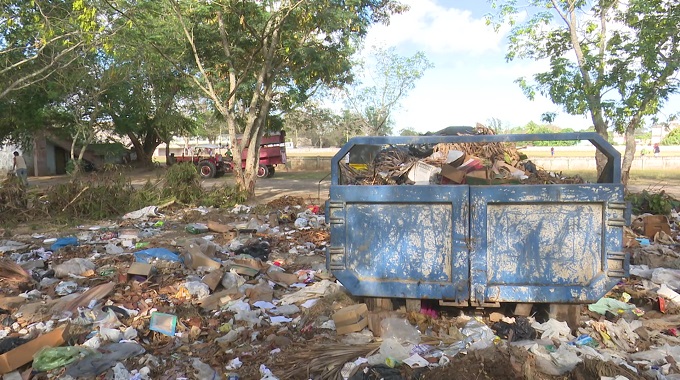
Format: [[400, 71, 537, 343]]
[[365, 0, 507, 55]]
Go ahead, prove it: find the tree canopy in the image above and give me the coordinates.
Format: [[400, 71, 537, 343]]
[[345, 46, 432, 136], [489, 0, 680, 184]]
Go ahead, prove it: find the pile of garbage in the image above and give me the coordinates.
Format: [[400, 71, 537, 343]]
[[340, 124, 584, 186], [2, 193, 680, 379]]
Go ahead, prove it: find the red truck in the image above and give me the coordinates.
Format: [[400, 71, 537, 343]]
[[172, 131, 287, 179]]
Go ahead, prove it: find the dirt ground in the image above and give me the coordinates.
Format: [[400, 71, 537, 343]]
[[28, 168, 332, 205], [27, 166, 680, 202]]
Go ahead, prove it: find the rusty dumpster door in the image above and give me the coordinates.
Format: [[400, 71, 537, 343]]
[[468, 184, 627, 305], [327, 185, 470, 302]]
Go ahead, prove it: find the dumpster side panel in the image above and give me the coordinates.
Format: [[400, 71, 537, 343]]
[[470, 184, 626, 304], [329, 185, 469, 301], [486, 203, 602, 286]]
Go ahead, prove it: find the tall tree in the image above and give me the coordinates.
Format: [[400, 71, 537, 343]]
[[489, 0, 680, 184], [1, 1, 102, 99], [134, 0, 407, 195], [345, 46, 432, 136]]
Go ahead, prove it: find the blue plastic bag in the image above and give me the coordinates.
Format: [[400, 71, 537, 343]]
[[50, 237, 79, 251], [134, 248, 180, 263]]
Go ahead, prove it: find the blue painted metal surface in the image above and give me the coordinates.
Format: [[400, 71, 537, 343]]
[[327, 133, 629, 305]]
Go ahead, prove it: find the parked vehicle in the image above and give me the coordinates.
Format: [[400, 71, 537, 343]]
[[173, 144, 228, 179], [326, 133, 629, 316], [224, 131, 287, 178], [171, 131, 287, 179]]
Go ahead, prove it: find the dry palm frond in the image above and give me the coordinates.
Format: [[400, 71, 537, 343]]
[[0, 259, 33, 284], [55, 281, 116, 314], [280, 342, 380, 380]]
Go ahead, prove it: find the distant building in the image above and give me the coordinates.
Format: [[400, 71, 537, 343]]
[[651, 122, 678, 144]]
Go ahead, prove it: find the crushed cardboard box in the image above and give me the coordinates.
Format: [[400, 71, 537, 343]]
[[0, 325, 70, 374], [333, 303, 369, 335], [643, 215, 671, 239]]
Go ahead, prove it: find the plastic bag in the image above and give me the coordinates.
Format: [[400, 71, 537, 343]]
[[461, 319, 496, 350], [65, 343, 145, 378], [54, 258, 95, 278], [33, 346, 91, 372], [192, 358, 218, 380], [492, 317, 536, 341], [50, 237, 78, 252], [134, 248, 180, 264], [588, 297, 634, 315], [183, 281, 210, 299], [380, 318, 420, 344], [222, 271, 246, 290], [651, 268, 680, 290]]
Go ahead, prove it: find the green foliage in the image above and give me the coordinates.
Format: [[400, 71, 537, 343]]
[[662, 128, 680, 145], [399, 128, 419, 136], [0, 164, 244, 225], [510, 121, 578, 146], [201, 186, 248, 209], [45, 172, 135, 221], [626, 190, 680, 216], [161, 163, 203, 204]]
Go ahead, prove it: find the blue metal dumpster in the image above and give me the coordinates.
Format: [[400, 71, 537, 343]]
[[326, 133, 629, 306]]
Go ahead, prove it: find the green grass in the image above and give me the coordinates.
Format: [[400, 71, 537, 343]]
[[560, 169, 680, 184]]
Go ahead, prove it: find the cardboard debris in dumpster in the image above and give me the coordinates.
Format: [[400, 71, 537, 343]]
[[0, 325, 70, 374], [441, 164, 467, 184], [333, 303, 369, 335]]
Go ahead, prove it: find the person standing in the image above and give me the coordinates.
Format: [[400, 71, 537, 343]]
[[550, 147, 555, 156], [12, 151, 28, 186], [654, 143, 661, 157]]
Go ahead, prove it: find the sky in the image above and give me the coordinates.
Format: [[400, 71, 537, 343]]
[[360, 0, 680, 134]]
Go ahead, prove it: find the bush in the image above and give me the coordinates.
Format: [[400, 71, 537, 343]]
[[161, 163, 202, 204], [626, 190, 680, 215], [662, 128, 680, 145]]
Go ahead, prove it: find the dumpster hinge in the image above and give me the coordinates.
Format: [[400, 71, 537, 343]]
[[606, 201, 627, 227], [328, 246, 346, 270], [606, 251, 627, 278], [328, 201, 345, 225]]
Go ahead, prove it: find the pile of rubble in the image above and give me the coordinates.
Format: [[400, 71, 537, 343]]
[[340, 125, 584, 186], [1, 195, 680, 379]]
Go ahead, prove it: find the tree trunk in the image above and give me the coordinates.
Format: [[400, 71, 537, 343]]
[[591, 108, 609, 176], [621, 121, 638, 186]]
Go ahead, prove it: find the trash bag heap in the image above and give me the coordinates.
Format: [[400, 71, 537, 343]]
[[339, 124, 585, 186], [2, 189, 680, 378]]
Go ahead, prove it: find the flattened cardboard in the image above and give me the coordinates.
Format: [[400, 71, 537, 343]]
[[182, 245, 222, 270], [336, 317, 368, 335], [441, 164, 466, 184], [267, 271, 299, 286], [0, 325, 69, 374], [202, 269, 224, 291], [465, 170, 490, 185], [367, 311, 396, 337], [644, 215, 671, 239], [245, 285, 273, 302], [332, 303, 368, 327], [228, 258, 266, 277], [127, 263, 153, 278], [207, 221, 232, 233], [199, 289, 242, 311]]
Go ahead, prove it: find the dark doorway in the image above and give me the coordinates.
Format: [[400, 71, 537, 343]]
[[55, 146, 68, 175]]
